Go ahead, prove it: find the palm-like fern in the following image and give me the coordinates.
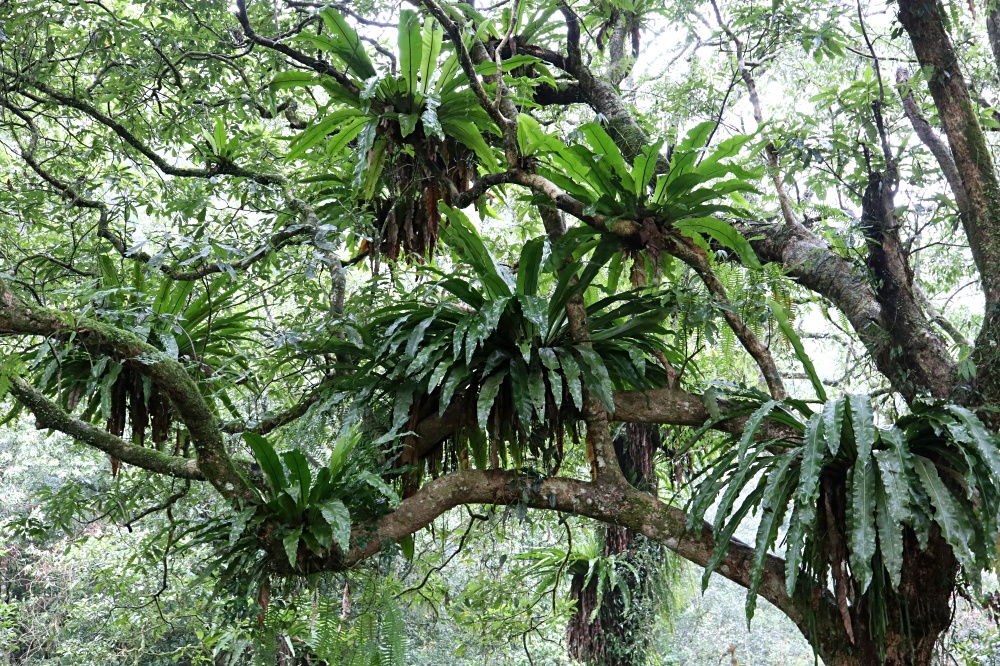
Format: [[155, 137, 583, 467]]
[[343, 205, 682, 470], [690, 389, 1000, 637]]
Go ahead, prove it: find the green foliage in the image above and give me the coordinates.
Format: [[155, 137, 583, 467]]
[[276, 7, 500, 173], [518, 535, 637, 621], [691, 389, 1000, 642], [23, 264, 257, 447], [337, 208, 680, 469], [530, 120, 762, 267], [186, 427, 398, 595]]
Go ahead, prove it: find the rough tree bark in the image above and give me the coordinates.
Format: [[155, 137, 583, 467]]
[[566, 423, 663, 666]]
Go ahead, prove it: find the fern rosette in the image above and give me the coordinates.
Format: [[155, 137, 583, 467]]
[[691, 391, 1000, 634]]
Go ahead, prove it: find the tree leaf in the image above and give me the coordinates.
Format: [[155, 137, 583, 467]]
[[673, 217, 762, 269], [420, 18, 444, 93], [945, 404, 1000, 477], [687, 449, 739, 529], [703, 480, 767, 590], [785, 412, 825, 595], [439, 204, 512, 299], [747, 451, 798, 622], [245, 432, 286, 492], [580, 122, 634, 192], [737, 400, 781, 463], [631, 140, 664, 196], [319, 7, 376, 79], [283, 527, 302, 569], [873, 467, 904, 590], [399, 112, 419, 138], [849, 394, 876, 460], [281, 449, 312, 508], [398, 10, 423, 95], [574, 346, 614, 412], [823, 397, 846, 456], [441, 119, 499, 171], [847, 454, 877, 593], [515, 236, 545, 296], [269, 71, 316, 91], [477, 370, 508, 429], [912, 455, 978, 576], [770, 300, 826, 401], [319, 499, 352, 552], [872, 430, 914, 526], [556, 348, 583, 410]]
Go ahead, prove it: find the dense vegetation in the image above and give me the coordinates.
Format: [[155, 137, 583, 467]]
[[5, 0, 1000, 663]]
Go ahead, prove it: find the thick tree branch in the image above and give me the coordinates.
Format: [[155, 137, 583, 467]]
[[858, 125, 956, 400], [897, 0, 1000, 404], [744, 220, 955, 402], [557, 5, 661, 166], [321, 469, 847, 663]]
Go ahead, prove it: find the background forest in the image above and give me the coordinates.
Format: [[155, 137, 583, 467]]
[[6, 0, 1000, 664]]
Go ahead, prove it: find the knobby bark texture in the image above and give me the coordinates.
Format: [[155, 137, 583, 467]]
[[898, 0, 1000, 408], [566, 423, 664, 666]]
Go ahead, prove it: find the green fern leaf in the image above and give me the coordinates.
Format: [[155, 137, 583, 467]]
[[847, 455, 877, 593]]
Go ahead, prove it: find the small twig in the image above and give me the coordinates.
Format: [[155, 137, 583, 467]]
[[124, 481, 192, 530]]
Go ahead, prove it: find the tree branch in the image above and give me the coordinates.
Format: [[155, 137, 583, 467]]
[[897, 0, 1000, 404], [9, 378, 204, 481], [321, 469, 847, 663], [743, 220, 955, 401], [1, 66, 283, 184], [663, 233, 786, 399], [0, 286, 252, 500], [234, 0, 361, 97], [895, 67, 969, 216]]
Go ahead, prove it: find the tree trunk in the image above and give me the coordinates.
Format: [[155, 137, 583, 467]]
[[816, 529, 956, 666], [567, 423, 664, 666]]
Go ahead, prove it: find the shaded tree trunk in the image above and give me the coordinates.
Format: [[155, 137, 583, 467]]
[[818, 530, 956, 666], [567, 423, 663, 666]]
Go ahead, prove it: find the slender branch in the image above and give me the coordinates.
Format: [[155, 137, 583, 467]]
[[1, 66, 282, 184], [895, 67, 969, 216], [0, 95, 316, 281], [220, 381, 333, 435], [9, 378, 204, 481], [709, 0, 797, 227], [234, 0, 361, 97], [743, 219, 955, 402], [663, 233, 786, 399], [124, 481, 193, 528]]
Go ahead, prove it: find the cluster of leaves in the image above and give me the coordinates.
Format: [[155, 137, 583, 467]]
[[518, 534, 639, 622], [691, 389, 1000, 644], [272, 7, 516, 259], [20, 260, 255, 455], [254, 581, 407, 666], [337, 206, 681, 471], [527, 119, 764, 265], [190, 427, 400, 591]]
